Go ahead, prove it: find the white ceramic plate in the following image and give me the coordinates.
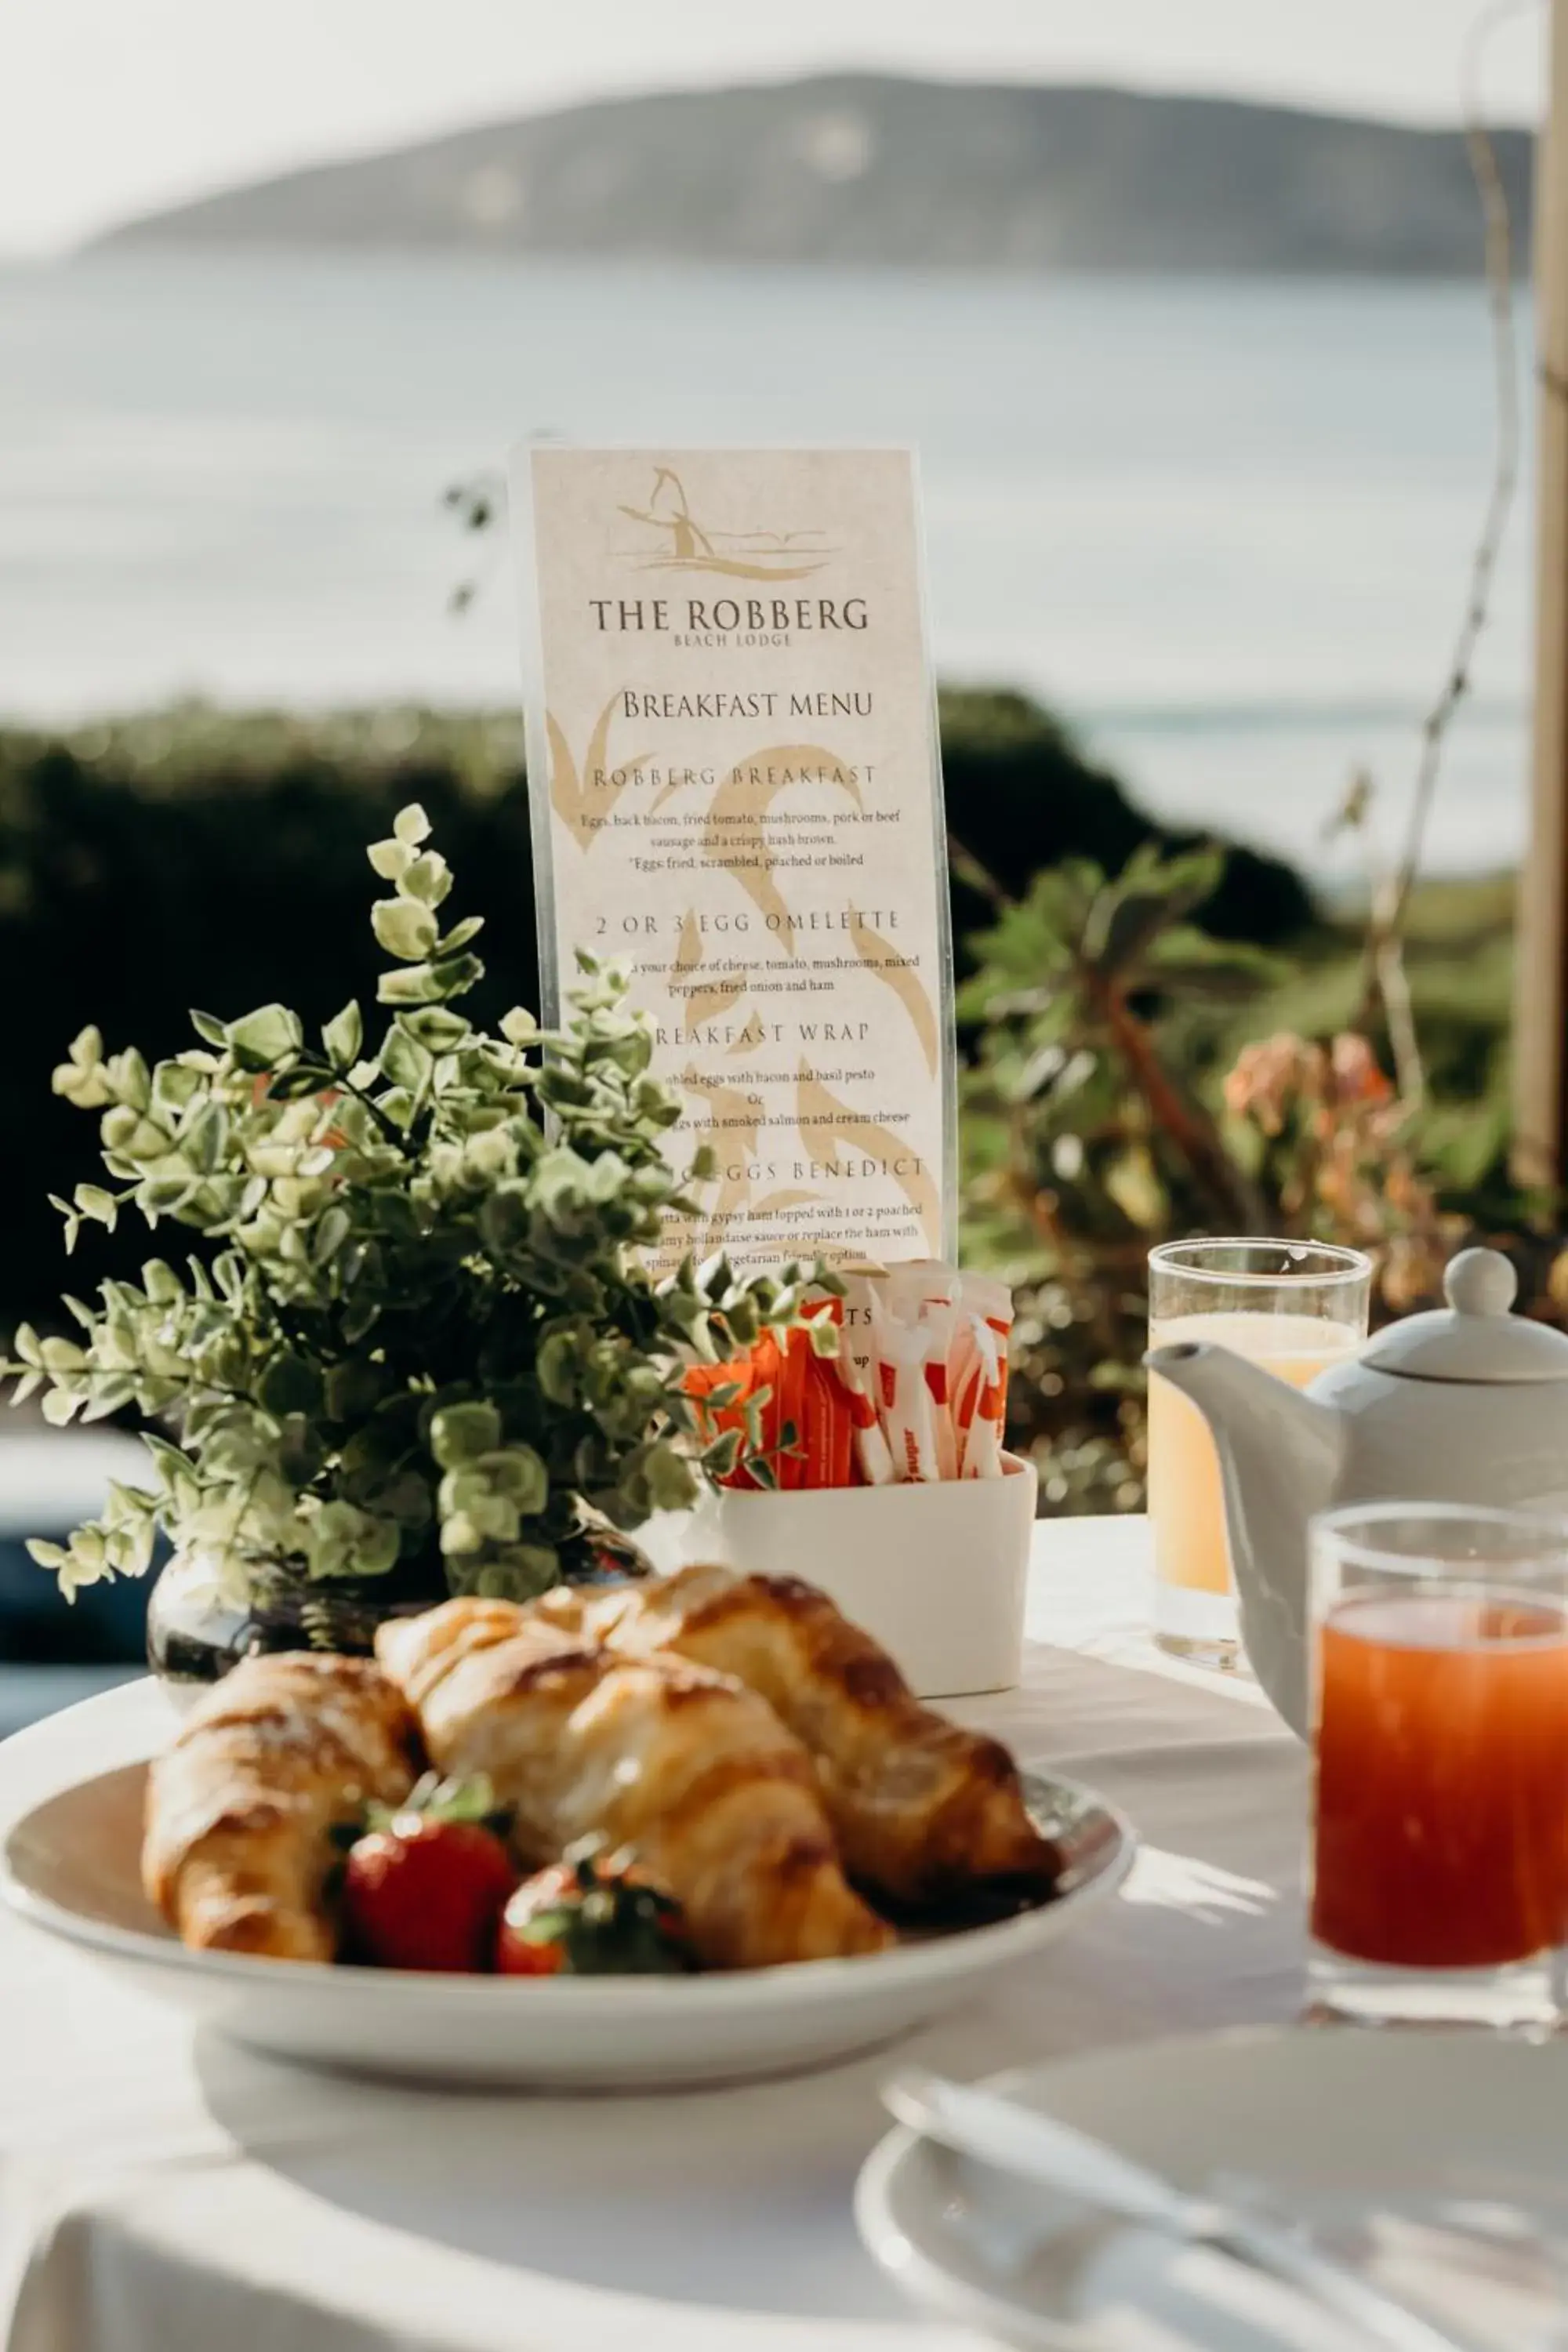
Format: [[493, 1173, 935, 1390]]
[[857, 2027, 1568, 2351], [1, 1762, 1132, 2089]]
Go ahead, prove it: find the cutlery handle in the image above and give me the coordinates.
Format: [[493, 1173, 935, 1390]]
[[1210, 2216, 1466, 2352], [884, 2071, 1467, 2352], [884, 2070, 1189, 2233]]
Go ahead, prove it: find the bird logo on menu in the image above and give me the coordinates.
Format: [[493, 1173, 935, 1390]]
[[614, 467, 838, 581]]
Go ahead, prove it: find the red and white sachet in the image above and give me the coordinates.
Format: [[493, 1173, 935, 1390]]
[[833, 1269, 897, 1486], [686, 1259, 1014, 1489], [869, 1283, 943, 1483], [947, 1270, 1014, 1479], [877, 1260, 960, 1479]]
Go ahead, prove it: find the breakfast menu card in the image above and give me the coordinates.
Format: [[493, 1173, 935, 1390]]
[[514, 446, 955, 1273]]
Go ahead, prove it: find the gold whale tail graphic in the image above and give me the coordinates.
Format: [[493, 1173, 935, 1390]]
[[796, 1062, 938, 1249], [750, 1187, 828, 1219], [848, 910, 938, 1075], [703, 743, 862, 938], [546, 692, 650, 851]]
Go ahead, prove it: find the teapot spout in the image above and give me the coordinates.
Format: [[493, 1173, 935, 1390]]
[[1144, 1340, 1345, 1735]]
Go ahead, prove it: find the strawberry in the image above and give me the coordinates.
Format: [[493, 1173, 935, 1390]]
[[342, 1783, 516, 1973], [495, 1839, 691, 1977], [495, 1864, 575, 1977]]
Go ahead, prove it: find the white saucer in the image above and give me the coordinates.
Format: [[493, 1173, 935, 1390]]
[[2, 1761, 1132, 2089], [857, 2026, 1568, 2350]]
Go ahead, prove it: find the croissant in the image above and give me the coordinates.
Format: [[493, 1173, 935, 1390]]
[[527, 1565, 1061, 1909], [143, 1653, 422, 1962], [375, 1600, 891, 1969]]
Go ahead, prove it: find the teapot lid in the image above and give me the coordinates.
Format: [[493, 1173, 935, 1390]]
[[1360, 1249, 1568, 1383]]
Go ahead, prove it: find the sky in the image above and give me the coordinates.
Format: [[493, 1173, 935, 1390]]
[[0, 0, 1548, 259]]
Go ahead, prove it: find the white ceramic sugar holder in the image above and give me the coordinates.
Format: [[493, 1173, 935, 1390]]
[[644, 1454, 1037, 1699]]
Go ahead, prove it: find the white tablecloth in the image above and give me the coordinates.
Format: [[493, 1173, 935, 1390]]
[[0, 1519, 1303, 2352]]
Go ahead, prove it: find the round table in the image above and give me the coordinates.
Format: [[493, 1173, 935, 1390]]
[[0, 1519, 1303, 2352]]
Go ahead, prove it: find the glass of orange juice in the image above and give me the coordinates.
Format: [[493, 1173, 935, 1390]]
[[1147, 1239, 1370, 1666], [1308, 1502, 1568, 2029]]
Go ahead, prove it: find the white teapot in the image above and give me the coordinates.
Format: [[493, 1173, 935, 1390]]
[[1145, 1248, 1568, 1736]]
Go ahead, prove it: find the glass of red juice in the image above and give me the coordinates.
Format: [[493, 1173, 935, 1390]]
[[1309, 1502, 1568, 2029]]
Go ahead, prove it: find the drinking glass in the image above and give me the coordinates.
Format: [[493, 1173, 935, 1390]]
[[1147, 1239, 1370, 1666], [1308, 1502, 1568, 2030]]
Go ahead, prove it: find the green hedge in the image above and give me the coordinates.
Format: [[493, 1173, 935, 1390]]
[[0, 694, 1312, 1329]]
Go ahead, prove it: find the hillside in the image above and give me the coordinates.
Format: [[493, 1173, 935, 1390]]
[[91, 74, 1534, 274]]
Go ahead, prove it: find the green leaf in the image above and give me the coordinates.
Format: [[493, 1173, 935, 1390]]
[[645, 1445, 697, 1512], [53, 1026, 113, 1108], [377, 1089, 418, 1132], [379, 1026, 432, 1093], [184, 1103, 227, 1172], [80, 1375, 136, 1424], [394, 803, 432, 847], [424, 952, 485, 1003], [480, 1544, 558, 1601], [53, 1058, 110, 1109], [323, 1359, 385, 1421], [101, 1104, 168, 1161], [535, 1327, 579, 1404], [322, 1000, 363, 1067], [307, 1501, 401, 1581], [106, 1047, 152, 1107], [399, 1006, 469, 1054], [439, 1508, 485, 1557], [140, 1259, 183, 1304], [74, 1185, 118, 1228], [500, 1007, 538, 1047], [313, 1204, 351, 1266], [482, 1443, 548, 1515], [151, 1062, 205, 1119], [189, 1010, 228, 1048], [398, 851, 452, 907], [258, 1353, 326, 1417], [376, 964, 442, 1006], [437, 915, 485, 956], [227, 1004, 303, 1071], [1091, 890, 1186, 980], [372, 898, 439, 962], [430, 1401, 502, 1467], [367, 838, 412, 881]]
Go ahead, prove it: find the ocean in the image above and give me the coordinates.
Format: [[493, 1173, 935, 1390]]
[[0, 249, 1534, 878]]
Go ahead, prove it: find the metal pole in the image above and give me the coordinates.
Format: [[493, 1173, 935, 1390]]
[[1513, 0, 1568, 1189]]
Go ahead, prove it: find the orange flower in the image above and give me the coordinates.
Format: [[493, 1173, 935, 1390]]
[[1329, 1033, 1392, 1109]]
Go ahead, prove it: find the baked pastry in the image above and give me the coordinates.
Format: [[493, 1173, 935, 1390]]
[[528, 1565, 1061, 1909], [376, 1601, 891, 1969], [143, 1653, 422, 1961]]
